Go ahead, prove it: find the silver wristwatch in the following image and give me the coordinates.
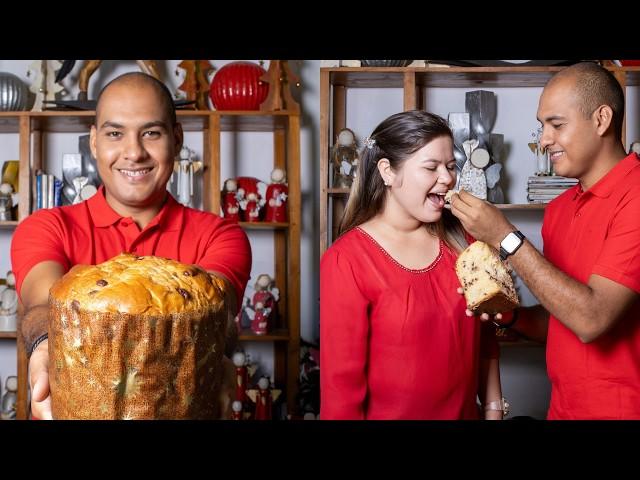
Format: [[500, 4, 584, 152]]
[[499, 230, 525, 261]]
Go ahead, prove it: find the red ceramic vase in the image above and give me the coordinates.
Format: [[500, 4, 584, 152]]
[[210, 61, 268, 110]]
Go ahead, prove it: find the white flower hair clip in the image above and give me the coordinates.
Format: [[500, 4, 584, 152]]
[[363, 136, 376, 149]]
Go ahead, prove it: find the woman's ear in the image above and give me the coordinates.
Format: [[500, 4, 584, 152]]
[[377, 158, 393, 186]]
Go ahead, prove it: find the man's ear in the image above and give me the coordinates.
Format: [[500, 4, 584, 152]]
[[376, 158, 393, 185], [174, 123, 184, 155], [89, 125, 98, 159], [593, 105, 614, 136]]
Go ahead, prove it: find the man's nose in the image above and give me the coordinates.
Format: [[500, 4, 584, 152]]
[[123, 135, 146, 160], [539, 126, 552, 151]]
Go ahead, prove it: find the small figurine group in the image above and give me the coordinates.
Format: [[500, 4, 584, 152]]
[[1, 376, 17, 420], [172, 145, 203, 208], [236, 274, 280, 336], [0, 271, 17, 332], [529, 128, 551, 176], [331, 128, 359, 188], [221, 168, 288, 223], [0, 183, 13, 221], [230, 350, 281, 420]]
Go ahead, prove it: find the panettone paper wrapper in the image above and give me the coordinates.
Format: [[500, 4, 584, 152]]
[[49, 299, 226, 420]]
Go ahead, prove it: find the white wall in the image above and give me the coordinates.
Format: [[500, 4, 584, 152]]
[[343, 82, 640, 419], [0, 60, 321, 389]]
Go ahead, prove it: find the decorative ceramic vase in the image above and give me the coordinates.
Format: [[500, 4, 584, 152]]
[[0, 72, 28, 111], [360, 60, 413, 67], [209, 61, 268, 110]]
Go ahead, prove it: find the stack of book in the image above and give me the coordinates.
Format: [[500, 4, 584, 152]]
[[34, 170, 63, 210], [527, 176, 578, 204]]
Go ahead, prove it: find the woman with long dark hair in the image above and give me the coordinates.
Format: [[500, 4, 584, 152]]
[[320, 110, 504, 419]]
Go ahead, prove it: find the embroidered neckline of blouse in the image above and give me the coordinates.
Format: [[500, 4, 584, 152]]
[[355, 226, 444, 274]]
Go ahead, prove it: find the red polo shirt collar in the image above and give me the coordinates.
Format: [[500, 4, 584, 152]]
[[574, 153, 640, 199], [87, 185, 183, 231]]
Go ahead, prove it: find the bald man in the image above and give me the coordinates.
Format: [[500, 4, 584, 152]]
[[450, 62, 640, 419], [12, 72, 252, 419]]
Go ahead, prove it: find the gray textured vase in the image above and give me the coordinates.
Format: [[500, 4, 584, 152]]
[[0, 72, 28, 111], [360, 60, 413, 67]]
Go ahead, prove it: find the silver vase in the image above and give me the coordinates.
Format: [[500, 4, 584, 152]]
[[360, 60, 413, 67], [0, 72, 28, 111]]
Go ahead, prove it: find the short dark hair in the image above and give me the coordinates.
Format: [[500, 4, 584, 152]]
[[554, 62, 625, 138], [95, 71, 177, 126]]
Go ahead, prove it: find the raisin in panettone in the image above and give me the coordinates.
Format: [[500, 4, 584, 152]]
[[455, 241, 519, 314], [48, 253, 229, 419]]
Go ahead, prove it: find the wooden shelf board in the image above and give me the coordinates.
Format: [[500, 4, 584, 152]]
[[0, 331, 17, 339], [325, 66, 640, 88], [1, 110, 298, 133], [326, 187, 350, 195], [218, 111, 294, 132], [240, 222, 289, 230], [323, 193, 546, 210], [0, 221, 18, 229], [239, 328, 290, 341], [0, 113, 21, 133], [495, 203, 547, 210]]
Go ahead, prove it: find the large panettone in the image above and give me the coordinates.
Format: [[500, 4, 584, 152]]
[[48, 253, 229, 419], [455, 241, 519, 314]]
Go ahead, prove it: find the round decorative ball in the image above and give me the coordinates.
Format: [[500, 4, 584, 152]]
[[360, 60, 413, 67], [0, 72, 28, 111], [210, 61, 268, 110]]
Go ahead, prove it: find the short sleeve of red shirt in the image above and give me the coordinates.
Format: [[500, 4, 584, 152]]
[[198, 220, 252, 309], [11, 209, 71, 298], [592, 191, 640, 293]]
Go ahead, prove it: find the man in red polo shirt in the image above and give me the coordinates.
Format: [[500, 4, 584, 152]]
[[450, 61, 640, 419], [11, 72, 252, 420]]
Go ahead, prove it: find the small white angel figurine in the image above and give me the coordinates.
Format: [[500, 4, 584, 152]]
[[173, 146, 203, 207]]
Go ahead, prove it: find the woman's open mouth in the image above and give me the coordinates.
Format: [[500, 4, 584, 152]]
[[427, 192, 445, 208]]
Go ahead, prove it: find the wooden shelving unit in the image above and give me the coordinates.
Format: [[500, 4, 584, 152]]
[[320, 65, 640, 254], [2, 106, 301, 419]]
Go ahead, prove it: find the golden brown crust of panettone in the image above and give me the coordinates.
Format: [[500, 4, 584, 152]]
[[50, 253, 226, 315], [48, 253, 230, 419], [455, 241, 519, 315]]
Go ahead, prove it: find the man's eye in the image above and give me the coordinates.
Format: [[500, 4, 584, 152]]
[[106, 131, 121, 138], [143, 130, 161, 137]]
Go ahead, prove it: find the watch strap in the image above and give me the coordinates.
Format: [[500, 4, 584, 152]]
[[484, 397, 510, 416]]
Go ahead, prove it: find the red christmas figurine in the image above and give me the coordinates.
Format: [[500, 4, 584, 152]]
[[231, 400, 243, 420], [236, 176, 266, 222], [250, 274, 279, 335], [232, 351, 249, 404], [264, 168, 288, 223], [247, 376, 281, 420], [221, 178, 240, 222]]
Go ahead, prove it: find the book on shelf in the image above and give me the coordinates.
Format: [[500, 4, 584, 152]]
[[34, 171, 63, 210], [528, 188, 573, 195]]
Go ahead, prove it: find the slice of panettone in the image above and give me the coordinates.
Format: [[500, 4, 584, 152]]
[[455, 241, 519, 314]]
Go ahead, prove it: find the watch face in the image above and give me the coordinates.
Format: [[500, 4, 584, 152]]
[[501, 232, 522, 253]]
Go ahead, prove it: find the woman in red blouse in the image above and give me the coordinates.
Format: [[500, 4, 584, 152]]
[[320, 111, 504, 420]]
